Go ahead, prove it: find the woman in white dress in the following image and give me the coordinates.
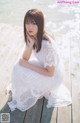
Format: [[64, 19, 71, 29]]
[[7, 9, 72, 111]]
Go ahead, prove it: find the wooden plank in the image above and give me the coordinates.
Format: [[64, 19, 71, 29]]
[[24, 98, 44, 123], [56, 37, 72, 123], [71, 38, 80, 123], [41, 98, 57, 123], [71, 74, 80, 123], [0, 91, 13, 113], [57, 106, 71, 123], [0, 94, 10, 113], [57, 65, 71, 123]]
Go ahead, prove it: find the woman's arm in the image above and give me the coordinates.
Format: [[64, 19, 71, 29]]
[[19, 59, 55, 77], [22, 43, 33, 61], [22, 35, 36, 61]]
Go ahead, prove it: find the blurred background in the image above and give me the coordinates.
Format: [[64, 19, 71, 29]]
[[0, 0, 80, 34]]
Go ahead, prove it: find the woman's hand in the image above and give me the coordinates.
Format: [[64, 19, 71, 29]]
[[27, 34, 37, 47]]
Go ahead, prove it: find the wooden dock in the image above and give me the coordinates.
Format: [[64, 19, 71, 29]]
[[0, 24, 80, 123]]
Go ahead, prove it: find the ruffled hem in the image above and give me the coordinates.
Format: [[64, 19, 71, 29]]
[[45, 84, 72, 108], [8, 97, 72, 112], [8, 98, 39, 112], [7, 83, 72, 112], [46, 100, 72, 108]]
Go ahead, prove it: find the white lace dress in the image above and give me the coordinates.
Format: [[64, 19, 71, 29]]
[[7, 40, 72, 111]]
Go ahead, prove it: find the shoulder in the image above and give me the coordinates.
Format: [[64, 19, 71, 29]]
[[42, 38, 56, 50], [42, 38, 59, 59]]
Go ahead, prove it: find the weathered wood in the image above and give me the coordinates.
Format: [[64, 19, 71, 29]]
[[57, 76, 72, 122], [71, 74, 80, 123], [56, 37, 72, 123], [0, 92, 13, 112], [40, 98, 57, 123], [57, 106, 71, 123], [71, 40, 80, 123], [71, 39, 80, 123], [24, 98, 44, 123], [0, 94, 10, 113]]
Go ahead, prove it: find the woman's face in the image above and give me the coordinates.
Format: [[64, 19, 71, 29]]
[[26, 19, 38, 37]]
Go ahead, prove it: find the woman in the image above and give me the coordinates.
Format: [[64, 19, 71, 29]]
[[7, 9, 72, 111]]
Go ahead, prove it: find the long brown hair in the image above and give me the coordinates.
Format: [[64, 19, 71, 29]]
[[24, 9, 52, 52]]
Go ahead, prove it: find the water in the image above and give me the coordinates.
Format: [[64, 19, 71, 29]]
[[0, 0, 80, 40], [0, 0, 55, 25], [0, 0, 80, 25]]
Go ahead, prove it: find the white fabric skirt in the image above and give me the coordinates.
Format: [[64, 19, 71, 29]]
[[7, 60, 72, 112]]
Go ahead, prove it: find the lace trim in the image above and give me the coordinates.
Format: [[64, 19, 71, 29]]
[[43, 44, 59, 67]]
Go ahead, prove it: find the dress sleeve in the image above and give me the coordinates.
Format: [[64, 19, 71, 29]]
[[43, 43, 59, 68]]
